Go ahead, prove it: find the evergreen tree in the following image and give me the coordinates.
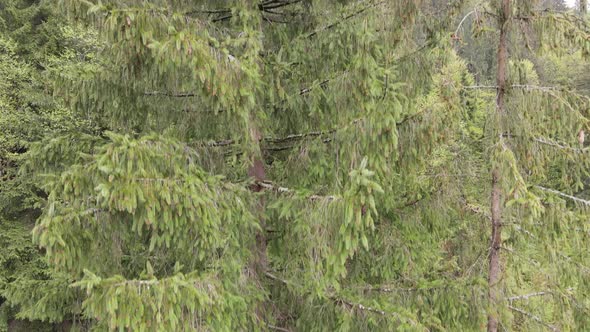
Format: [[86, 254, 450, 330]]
[[27, 0, 488, 330], [0, 1, 98, 330], [458, 0, 590, 330]]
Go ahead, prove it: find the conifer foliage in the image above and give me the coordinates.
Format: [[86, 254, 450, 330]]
[[1, 0, 590, 331]]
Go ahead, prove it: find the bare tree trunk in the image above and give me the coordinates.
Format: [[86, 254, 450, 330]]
[[488, 1, 510, 331], [247, 123, 269, 324], [581, 0, 588, 15]]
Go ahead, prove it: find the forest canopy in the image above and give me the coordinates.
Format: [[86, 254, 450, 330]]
[[1, 0, 590, 331]]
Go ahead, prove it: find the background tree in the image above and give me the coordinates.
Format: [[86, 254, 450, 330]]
[[457, 0, 590, 331], [0, 1, 99, 330]]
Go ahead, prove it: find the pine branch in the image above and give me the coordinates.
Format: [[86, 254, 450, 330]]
[[507, 305, 559, 332]]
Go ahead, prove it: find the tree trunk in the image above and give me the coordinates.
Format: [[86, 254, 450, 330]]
[[488, 1, 510, 331], [581, 0, 588, 15], [247, 123, 269, 323]]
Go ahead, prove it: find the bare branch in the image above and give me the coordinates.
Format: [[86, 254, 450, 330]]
[[265, 271, 289, 285], [333, 297, 422, 328], [463, 84, 560, 92], [535, 186, 590, 206], [507, 305, 559, 332], [306, 1, 386, 38], [144, 91, 197, 97], [454, 10, 476, 37], [256, 181, 340, 201], [267, 324, 291, 332], [507, 291, 551, 302]]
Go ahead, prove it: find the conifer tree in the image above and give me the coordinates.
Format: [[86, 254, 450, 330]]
[[458, 0, 590, 330], [27, 0, 493, 330], [0, 1, 99, 330]]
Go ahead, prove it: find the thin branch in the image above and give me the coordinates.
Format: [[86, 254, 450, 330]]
[[534, 137, 590, 153], [463, 84, 559, 92], [114, 279, 159, 287], [454, 10, 476, 37], [507, 291, 551, 302], [267, 324, 291, 332], [265, 271, 289, 285], [335, 297, 388, 315], [333, 297, 423, 329], [305, 0, 386, 38], [256, 181, 340, 201], [206, 0, 304, 22], [264, 271, 422, 328], [535, 186, 590, 206], [144, 91, 197, 97], [507, 305, 559, 332]]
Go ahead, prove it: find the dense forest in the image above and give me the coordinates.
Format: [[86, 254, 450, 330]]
[[1, 0, 590, 331]]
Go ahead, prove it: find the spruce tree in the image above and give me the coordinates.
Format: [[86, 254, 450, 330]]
[[27, 0, 489, 330], [0, 1, 98, 330], [458, 0, 590, 330]]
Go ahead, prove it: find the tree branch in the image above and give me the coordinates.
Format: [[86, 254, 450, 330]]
[[507, 305, 559, 332], [256, 181, 340, 201], [507, 291, 551, 302], [305, 0, 386, 38], [267, 324, 291, 332], [463, 84, 559, 92], [533, 137, 590, 153], [535, 186, 590, 206]]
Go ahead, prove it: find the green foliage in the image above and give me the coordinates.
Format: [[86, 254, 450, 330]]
[[2, 0, 590, 331]]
